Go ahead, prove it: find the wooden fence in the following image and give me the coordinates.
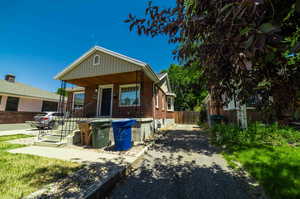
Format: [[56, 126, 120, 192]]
[[174, 111, 201, 124]]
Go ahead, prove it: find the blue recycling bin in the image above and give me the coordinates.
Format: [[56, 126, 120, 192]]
[[112, 119, 137, 151]]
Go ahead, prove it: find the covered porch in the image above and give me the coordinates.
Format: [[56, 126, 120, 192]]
[[63, 71, 154, 119]]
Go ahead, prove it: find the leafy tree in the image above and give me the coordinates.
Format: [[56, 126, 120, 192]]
[[126, 0, 300, 122], [56, 88, 67, 97], [162, 64, 207, 111]]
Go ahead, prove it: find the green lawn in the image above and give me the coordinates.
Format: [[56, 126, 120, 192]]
[[211, 123, 300, 199], [224, 145, 300, 199], [0, 134, 81, 199]]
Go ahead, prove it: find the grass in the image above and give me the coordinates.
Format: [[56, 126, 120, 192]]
[[211, 123, 300, 199], [0, 134, 81, 199]]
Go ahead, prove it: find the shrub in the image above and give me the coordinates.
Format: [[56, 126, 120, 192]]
[[211, 122, 300, 147]]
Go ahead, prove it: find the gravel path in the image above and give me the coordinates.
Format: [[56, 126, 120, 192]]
[[109, 125, 252, 199]]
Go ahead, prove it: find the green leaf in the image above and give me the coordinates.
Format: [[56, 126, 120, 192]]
[[240, 27, 251, 36], [243, 35, 254, 49], [259, 23, 277, 33]]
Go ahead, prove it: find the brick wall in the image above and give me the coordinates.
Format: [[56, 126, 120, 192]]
[[153, 87, 167, 119], [0, 111, 41, 124], [166, 111, 174, 119], [84, 86, 98, 117]]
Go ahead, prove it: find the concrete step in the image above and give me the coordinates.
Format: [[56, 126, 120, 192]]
[[42, 135, 63, 142]]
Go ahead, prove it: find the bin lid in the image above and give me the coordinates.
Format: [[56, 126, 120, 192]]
[[112, 119, 137, 127], [90, 119, 112, 126]]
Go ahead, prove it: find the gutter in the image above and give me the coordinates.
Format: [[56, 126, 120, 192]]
[[0, 92, 60, 102]]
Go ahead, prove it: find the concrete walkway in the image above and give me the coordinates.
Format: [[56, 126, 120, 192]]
[[0, 123, 32, 131], [109, 125, 252, 199], [0, 123, 38, 136], [9, 144, 148, 165]]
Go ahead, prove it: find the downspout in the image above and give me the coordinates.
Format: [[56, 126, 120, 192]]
[[153, 82, 157, 132]]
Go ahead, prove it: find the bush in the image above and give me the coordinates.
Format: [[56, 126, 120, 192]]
[[211, 122, 300, 147]]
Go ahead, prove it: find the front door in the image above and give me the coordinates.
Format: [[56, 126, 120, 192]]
[[98, 85, 113, 117]]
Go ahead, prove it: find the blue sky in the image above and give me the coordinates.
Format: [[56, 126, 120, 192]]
[[0, 0, 176, 92]]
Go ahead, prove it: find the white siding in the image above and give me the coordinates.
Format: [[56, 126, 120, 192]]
[[18, 98, 43, 112], [0, 95, 7, 111], [62, 51, 140, 80]]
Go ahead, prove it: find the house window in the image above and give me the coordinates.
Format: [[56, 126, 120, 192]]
[[167, 97, 174, 111], [93, 55, 100, 65], [73, 92, 85, 109], [119, 84, 140, 106], [5, 97, 19, 111], [0, 95, 2, 105], [246, 95, 259, 107], [42, 101, 58, 112]]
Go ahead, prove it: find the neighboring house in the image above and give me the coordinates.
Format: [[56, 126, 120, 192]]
[[205, 94, 263, 127], [0, 74, 60, 124], [55, 46, 176, 129]]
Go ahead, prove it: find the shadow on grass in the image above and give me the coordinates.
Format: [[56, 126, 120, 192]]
[[20, 160, 126, 199], [20, 164, 82, 188]]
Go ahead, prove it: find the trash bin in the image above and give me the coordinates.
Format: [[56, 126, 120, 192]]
[[210, 115, 225, 126], [112, 119, 137, 151], [90, 120, 111, 148], [77, 120, 92, 146]]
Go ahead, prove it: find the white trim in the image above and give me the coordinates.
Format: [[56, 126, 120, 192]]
[[119, 83, 140, 107], [72, 91, 85, 110], [154, 87, 159, 109], [158, 73, 168, 80], [93, 54, 100, 66], [54, 45, 160, 82], [97, 84, 114, 117]]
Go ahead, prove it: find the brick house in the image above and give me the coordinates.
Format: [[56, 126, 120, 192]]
[[0, 74, 60, 124], [55, 46, 176, 130]]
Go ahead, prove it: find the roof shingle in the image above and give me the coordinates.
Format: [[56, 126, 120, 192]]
[[0, 80, 60, 101]]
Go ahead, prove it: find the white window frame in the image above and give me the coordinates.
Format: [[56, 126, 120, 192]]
[[72, 92, 85, 110], [167, 96, 174, 111], [119, 84, 141, 107], [93, 55, 100, 66]]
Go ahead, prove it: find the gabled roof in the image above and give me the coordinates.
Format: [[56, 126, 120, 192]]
[[157, 72, 167, 80], [0, 80, 60, 101], [55, 46, 160, 82]]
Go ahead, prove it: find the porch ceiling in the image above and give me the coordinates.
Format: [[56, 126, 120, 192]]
[[65, 71, 152, 87]]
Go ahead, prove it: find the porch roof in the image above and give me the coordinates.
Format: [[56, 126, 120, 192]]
[[65, 71, 152, 87]]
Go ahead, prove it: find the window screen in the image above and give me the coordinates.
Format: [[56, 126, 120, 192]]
[[42, 101, 58, 112], [5, 97, 19, 111], [73, 93, 85, 109], [119, 85, 140, 106]]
